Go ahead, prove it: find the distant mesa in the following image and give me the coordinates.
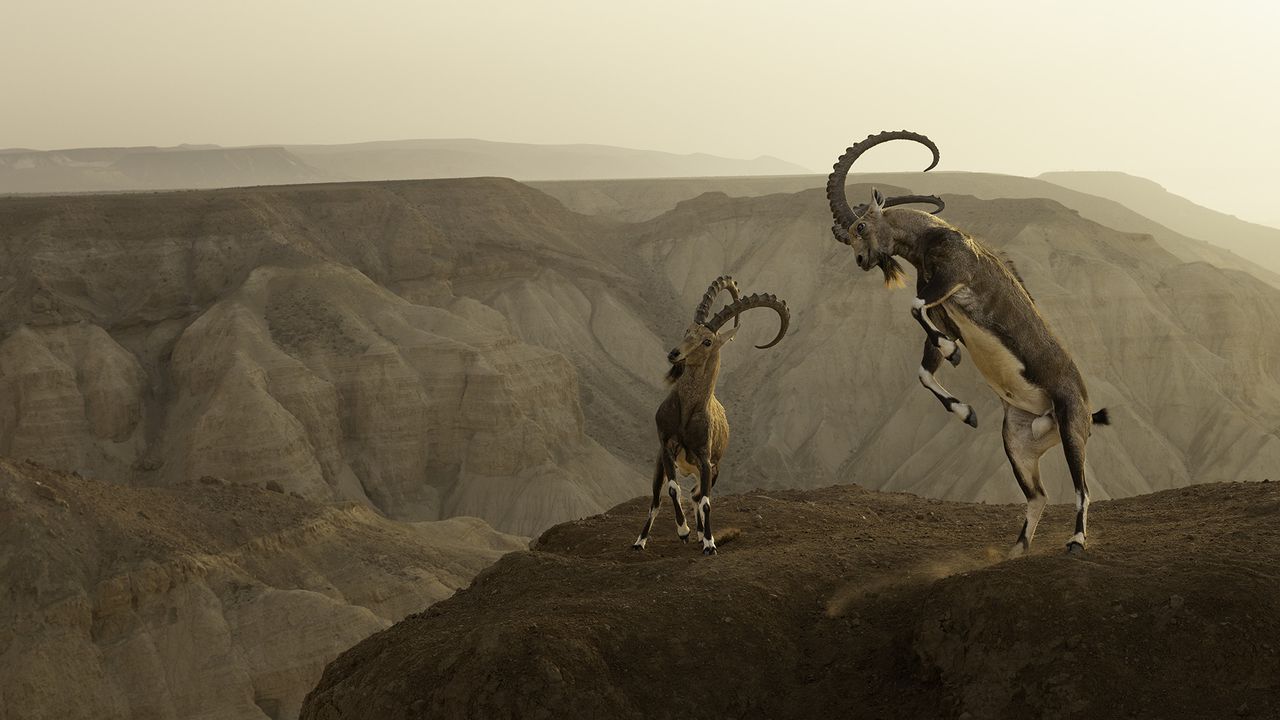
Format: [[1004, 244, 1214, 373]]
[[0, 138, 813, 196]]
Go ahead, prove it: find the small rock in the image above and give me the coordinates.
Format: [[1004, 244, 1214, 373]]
[[540, 661, 563, 684], [1170, 595, 1185, 610], [32, 482, 68, 508], [134, 457, 163, 472]]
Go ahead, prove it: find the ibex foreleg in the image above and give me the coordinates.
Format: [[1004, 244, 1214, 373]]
[[911, 288, 964, 366], [918, 339, 978, 428]]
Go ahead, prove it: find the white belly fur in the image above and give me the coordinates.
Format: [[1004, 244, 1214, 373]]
[[946, 307, 1052, 415]]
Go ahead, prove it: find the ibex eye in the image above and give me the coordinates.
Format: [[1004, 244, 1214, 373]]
[[856, 222, 867, 234], [702, 339, 712, 346]]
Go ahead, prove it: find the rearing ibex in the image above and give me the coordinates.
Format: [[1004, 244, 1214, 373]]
[[633, 276, 790, 555], [826, 130, 1109, 556]]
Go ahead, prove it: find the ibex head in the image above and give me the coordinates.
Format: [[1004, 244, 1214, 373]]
[[665, 276, 790, 383], [826, 130, 946, 288]]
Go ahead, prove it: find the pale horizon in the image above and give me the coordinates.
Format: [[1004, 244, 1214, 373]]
[[5, 0, 1279, 228]]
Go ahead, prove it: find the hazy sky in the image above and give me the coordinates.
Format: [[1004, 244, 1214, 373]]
[[5, 1, 1280, 226]]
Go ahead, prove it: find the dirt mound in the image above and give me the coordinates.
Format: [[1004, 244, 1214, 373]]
[[302, 481, 1280, 720], [0, 458, 525, 720]]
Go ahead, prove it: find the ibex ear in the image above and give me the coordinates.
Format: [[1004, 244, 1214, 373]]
[[869, 188, 886, 216], [717, 326, 739, 344]]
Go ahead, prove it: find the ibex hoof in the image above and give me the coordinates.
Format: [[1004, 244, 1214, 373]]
[[702, 546, 717, 556], [679, 533, 690, 543], [1066, 541, 1084, 556], [947, 349, 961, 367], [963, 407, 978, 428]]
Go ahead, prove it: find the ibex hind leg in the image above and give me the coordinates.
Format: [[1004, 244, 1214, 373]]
[[1055, 402, 1093, 555], [633, 455, 667, 550], [663, 449, 691, 542], [1002, 404, 1056, 557]]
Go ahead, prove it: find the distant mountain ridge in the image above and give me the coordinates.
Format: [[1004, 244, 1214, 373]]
[[0, 139, 810, 195], [1039, 170, 1280, 277], [535, 171, 1280, 286]]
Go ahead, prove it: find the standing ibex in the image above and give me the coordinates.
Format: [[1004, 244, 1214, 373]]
[[633, 276, 790, 555], [826, 130, 1109, 556]]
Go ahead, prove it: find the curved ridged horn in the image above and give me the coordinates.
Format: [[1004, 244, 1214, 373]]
[[884, 194, 945, 215], [694, 275, 741, 327], [705, 293, 790, 349], [826, 130, 940, 229]]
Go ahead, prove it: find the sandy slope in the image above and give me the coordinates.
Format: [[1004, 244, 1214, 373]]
[[301, 480, 1280, 720], [0, 458, 526, 720]]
